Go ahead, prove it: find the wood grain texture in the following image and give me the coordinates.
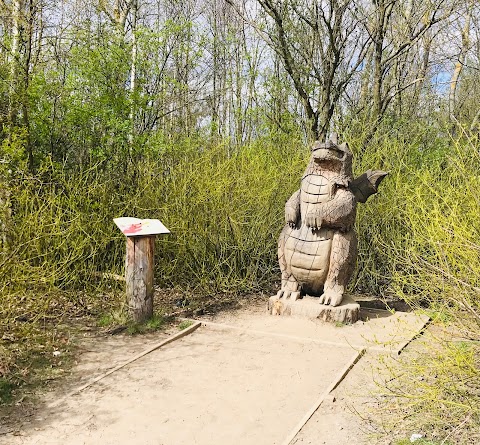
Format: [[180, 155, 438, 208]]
[[268, 295, 360, 323], [276, 136, 386, 309], [126, 235, 155, 322]]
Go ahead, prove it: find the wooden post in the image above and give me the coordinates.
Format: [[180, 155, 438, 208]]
[[113, 218, 170, 323], [125, 235, 155, 322]]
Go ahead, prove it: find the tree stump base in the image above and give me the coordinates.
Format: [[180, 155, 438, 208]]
[[267, 294, 360, 324]]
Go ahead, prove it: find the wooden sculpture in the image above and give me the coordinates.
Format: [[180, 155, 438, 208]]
[[275, 134, 387, 308]]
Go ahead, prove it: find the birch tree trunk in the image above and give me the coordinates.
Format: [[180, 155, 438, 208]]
[[23, 0, 35, 170], [128, 0, 138, 149], [7, 0, 22, 136]]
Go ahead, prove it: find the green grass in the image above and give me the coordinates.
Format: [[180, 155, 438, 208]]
[[98, 313, 116, 327], [373, 335, 480, 443], [0, 378, 15, 404], [178, 320, 193, 330], [97, 308, 130, 328], [394, 439, 452, 445], [126, 314, 165, 335]]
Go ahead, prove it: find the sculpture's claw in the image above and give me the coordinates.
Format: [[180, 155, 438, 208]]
[[320, 288, 344, 307], [290, 291, 300, 301], [319, 292, 331, 305], [285, 209, 298, 227], [329, 294, 343, 307], [305, 212, 315, 228], [277, 289, 292, 300], [305, 212, 323, 231]]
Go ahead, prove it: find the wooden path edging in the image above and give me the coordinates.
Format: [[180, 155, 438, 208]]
[[281, 348, 366, 445], [47, 321, 201, 409], [180, 314, 431, 444], [180, 316, 430, 354], [394, 316, 431, 355], [180, 318, 366, 350]]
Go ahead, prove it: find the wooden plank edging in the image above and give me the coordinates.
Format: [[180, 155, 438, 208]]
[[281, 348, 366, 445], [180, 317, 366, 350], [394, 315, 431, 355], [47, 321, 201, 409]]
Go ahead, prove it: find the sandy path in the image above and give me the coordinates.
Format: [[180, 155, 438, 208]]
[[3, 327, 354, 445], [1, 304, 428, 445]]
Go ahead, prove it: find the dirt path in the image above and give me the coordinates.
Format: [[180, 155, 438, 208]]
[[0, 302, 428, 445]]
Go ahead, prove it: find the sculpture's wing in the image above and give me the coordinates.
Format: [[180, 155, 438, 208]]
[[349, 170, 388, 203]]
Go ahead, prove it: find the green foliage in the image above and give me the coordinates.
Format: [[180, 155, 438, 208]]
[[349, 124, 479, 316], [178, 320, 193, 330], [0, 137, 305, 323], [359, 130, 480, 335], [126, 314, 165, 335], [0, 378, 14, 404], [157, 139, 305, 291], [0, 127, 28, 171], [378, 339, 480, 444], [394, 440, 451, 445]]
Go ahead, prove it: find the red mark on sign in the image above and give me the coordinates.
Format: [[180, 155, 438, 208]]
[[123, 223, 143, 235]]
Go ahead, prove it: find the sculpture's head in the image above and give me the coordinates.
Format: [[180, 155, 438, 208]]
[[310, 134, 353, 178]]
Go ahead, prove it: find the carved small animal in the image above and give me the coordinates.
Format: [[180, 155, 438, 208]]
[[277, 135, 387, 306]]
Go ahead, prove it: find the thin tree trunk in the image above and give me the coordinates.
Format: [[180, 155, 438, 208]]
[[449, 4, 472, 125], [0, 183, 10, 253], [411, 32, 431, 111], [8, 0, 22, 136], [128, 0, 138, 150], [234, 41, 243, 145], [372, 1, 386, 120], [24, 0, 34, 170], [4, 0, 23, 247], [358, 45, 373, 111]]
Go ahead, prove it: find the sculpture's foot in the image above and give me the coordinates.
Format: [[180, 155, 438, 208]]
[[318, 285, 344, 307], [276, 289, 301, 301]]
